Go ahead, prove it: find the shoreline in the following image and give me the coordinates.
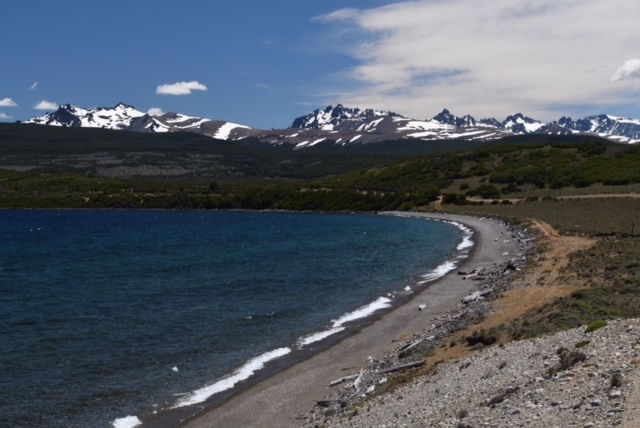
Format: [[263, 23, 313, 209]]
[[141, 213, 527, 428]]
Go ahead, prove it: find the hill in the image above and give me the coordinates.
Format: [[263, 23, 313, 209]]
[[0, 125, 635, 212]]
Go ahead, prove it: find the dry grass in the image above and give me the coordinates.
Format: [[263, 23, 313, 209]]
[[425, 220, 595, 364], [439, 197, 640, 235]]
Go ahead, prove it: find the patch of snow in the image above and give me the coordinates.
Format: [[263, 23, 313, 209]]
[[214, 122, 250, 140], [307, 138, 326, 147]]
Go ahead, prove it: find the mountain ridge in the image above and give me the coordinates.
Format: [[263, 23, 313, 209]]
[[21, 103, 640, 147]]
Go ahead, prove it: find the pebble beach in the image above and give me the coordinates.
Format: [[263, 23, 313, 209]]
[[178, 213, 531, 427]]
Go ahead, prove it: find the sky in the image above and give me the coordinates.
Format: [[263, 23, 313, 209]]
[[2, 0, 640, 129]]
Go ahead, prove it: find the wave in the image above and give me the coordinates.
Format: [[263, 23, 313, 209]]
[[296, 296, 393, 348], [449, 221, 474, 250], [111, 415, 142, 428], [416, 219, 473, 284], [330, 296, 392, 328], [297, 326, 346, 347], [418, 260, 458, 284], [172, 347, 292, 408]]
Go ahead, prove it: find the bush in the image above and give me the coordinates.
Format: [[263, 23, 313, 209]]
[[585, 320, 607, 333], [465, 329, 498, 346], [575, 340, 591, 349], [467, 184, 501, 199]]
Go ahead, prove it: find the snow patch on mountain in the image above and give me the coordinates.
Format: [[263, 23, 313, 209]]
[[289, 104, 400, 131], [25, 102, 144, 129], [21, 102, 640, 147], [214, 122, 251, 140]]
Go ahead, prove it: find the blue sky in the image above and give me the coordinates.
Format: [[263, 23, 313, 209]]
[[2, 0, 640, 129]]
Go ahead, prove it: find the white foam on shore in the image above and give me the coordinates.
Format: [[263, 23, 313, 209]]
[[447, 221, 474, 250], [331, 296, 393, 328], [297, 326, 346, 347], [111, 415, 142, 428], [296, 296, 393, 348], [419, 260, 458, 284], [173, 347, 291, 408]]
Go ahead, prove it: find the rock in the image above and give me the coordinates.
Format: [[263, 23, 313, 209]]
[[608, 390, 622, 399], [486, 386, 519, 406]]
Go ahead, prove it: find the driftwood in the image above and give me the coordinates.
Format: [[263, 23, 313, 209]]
[[397, 338, 426, 358], [352, 369, 365, 391], [378, 360, 425, 374], [462, 291, 482, 304], [328, 374, 359, 387], [316, 399, 345, 407], [462, 288, 493, 304], [349, 369, 366, 398]]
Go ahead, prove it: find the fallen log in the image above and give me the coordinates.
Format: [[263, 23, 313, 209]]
[[462, 291, 482, 304], [316, 400, 345, 408], [378, 360, 425, 374], [328, 374, 358, 387], [352, 369, 365, 391], [397, 338, 426, 358], [349, 369, 366, 398]]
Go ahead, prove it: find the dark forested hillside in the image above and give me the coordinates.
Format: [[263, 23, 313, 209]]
[[0, 123, 632, 211]]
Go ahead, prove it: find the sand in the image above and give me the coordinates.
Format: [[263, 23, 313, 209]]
[[171, 213, 525, 428]]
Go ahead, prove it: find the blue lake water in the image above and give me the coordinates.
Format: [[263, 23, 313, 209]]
[[0, 210, 468, 427]]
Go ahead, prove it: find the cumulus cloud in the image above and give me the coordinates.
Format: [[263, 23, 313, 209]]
[[0, 112, 11, 119], [610, 59, 640, 82], [315, 0, 640, 121], [0, 98, 18, 107], [156, 81, 208, 96], [34, 100, 59, 110], [147, 107, 165, 116]]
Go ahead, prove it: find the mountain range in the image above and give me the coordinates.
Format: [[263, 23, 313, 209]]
[[21, 103, 640, 147]]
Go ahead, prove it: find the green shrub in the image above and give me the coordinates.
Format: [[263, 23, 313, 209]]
[[585, 320, 607, 333], [575, 340, 591, 349]]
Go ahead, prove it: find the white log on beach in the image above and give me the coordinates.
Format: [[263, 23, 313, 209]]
[[462, 291, 482, 304], [328, 374, 359, 387], [348, 369, 367, 398], [480, 288, 493, 297], [397, 338, 426, 358], [352, 369, 365, 391]]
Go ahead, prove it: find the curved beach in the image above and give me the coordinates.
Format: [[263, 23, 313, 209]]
[[167, 213, 525, 428]]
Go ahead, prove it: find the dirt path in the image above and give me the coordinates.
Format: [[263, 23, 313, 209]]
[[430, 218, 595, 362], [433, 196, 443, 211]]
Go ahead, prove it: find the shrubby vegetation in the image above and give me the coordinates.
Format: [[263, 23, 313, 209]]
[[4, 136, 640, 211]]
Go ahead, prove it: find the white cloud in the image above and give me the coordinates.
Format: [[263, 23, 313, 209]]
[[156, 81, 208, 96], [0, 112, 11, 119], [147, 107, 165, 116], [0, 98, 18, 107], [610, 59, 640, 82], [34, 100, 59, 110], [316, 0, 640, 121]]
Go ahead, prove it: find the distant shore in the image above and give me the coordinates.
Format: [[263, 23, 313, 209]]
[[149, 213, 526, 428]]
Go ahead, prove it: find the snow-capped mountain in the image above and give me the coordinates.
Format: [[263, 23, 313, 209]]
[[557, 115, 640, 144], [25, 103, 145, 129], [24, 103, 253, 141], [21, 102, 640, 148], [289, 104, 402, 131]]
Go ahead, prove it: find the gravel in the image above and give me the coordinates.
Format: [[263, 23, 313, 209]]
[[305, 318, 640, 428]]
